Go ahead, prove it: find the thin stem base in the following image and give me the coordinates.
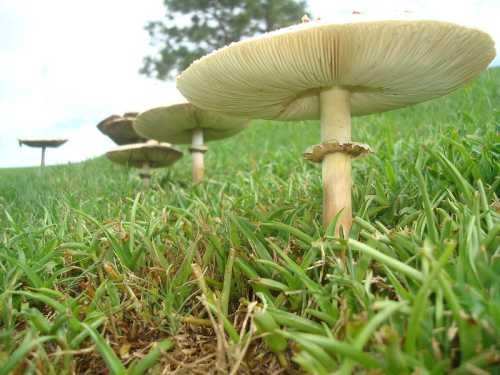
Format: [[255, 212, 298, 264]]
[[191, 129, 205, 184], [320, 87, 352, 236]]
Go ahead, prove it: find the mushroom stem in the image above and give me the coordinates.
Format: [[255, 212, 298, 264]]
[[191, 129, 204, 184], [142, 162, 151, 187], [41, 146, 46, 168], [320, 86, 352, 235]]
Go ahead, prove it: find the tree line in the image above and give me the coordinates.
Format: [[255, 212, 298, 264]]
[[141, 0, 309, 80]]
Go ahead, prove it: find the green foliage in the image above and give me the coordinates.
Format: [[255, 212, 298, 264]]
[[0, 68, 499, 373], [141, 0, 309, 79]]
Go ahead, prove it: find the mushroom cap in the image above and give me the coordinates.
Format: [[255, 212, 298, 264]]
[[105, 141, 183, 168], [177, 19, 496, 120], [18, 139, 68, 148], [133, 103, 250, 144], [97, 113, 147, 145]]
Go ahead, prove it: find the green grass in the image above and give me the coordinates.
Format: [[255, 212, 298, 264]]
[[0, 68, 499, 374]]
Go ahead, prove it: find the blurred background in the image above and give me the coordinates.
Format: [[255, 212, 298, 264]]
[[1, 0, 498, 168]]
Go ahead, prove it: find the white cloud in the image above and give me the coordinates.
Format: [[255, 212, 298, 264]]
[[0, 0, 498, 167], [0, 0, 182, 167]]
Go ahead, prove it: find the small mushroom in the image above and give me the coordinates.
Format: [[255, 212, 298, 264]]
[[133, 103, 249, 184], [105, 140, 182, 187], [97, 113, 147, 145], [176, 18, 495, 235], [18, 139, 68, 168]]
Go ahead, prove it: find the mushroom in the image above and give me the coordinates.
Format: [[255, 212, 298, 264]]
[[97, 113, 147, 145], [133, 103, 249, 184], [105, 140, 183, 187], [176, 18, 495, 235], [18, 139, 68, 168]]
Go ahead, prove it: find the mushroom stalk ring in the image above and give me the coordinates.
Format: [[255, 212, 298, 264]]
[[304, 140, 373, 163]]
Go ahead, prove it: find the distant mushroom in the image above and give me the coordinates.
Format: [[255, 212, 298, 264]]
[[105, 140, 183, 187], [176, 18, 495, 235], [18, 139, 68, 168], [97, 113, 146, 145], [133, 103, 249, 184]]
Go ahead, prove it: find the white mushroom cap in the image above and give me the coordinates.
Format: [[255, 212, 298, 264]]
[[97, 113, 146, 145], [18, 139, 68, 148], [176, 19, 495, 120], [133, 103, 250, 144], [105, 141, 182, 168]]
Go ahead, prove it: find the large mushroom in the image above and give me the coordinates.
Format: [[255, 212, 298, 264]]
[[133, 103, 249, 184], [106, 140, 182, 187], [97, 113, 146, 145], [18, 139, 68, 168], [176, 18, 495, 235]]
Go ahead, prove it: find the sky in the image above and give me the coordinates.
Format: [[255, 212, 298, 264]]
[[0, 0, 498, 168]]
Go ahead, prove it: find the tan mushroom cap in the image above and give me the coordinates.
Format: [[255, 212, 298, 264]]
[[97, 113, 147, 145], [176, 20, 496, 120], [19, 139, 68, 148], [133, 103, 250, 144], [106, 141, 183, 168]]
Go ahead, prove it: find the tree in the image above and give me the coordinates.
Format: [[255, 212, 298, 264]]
[[141, 0, 309, 80]]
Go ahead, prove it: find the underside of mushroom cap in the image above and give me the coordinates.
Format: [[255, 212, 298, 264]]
[[133, 103, 249, 144], [176, 20, 495, 120], [97, 113, 147, 145], [106, 142, 182, 168], [19, 139, 68, 148]]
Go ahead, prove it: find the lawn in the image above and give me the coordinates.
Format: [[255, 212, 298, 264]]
[[0, 68, 499, 374]]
